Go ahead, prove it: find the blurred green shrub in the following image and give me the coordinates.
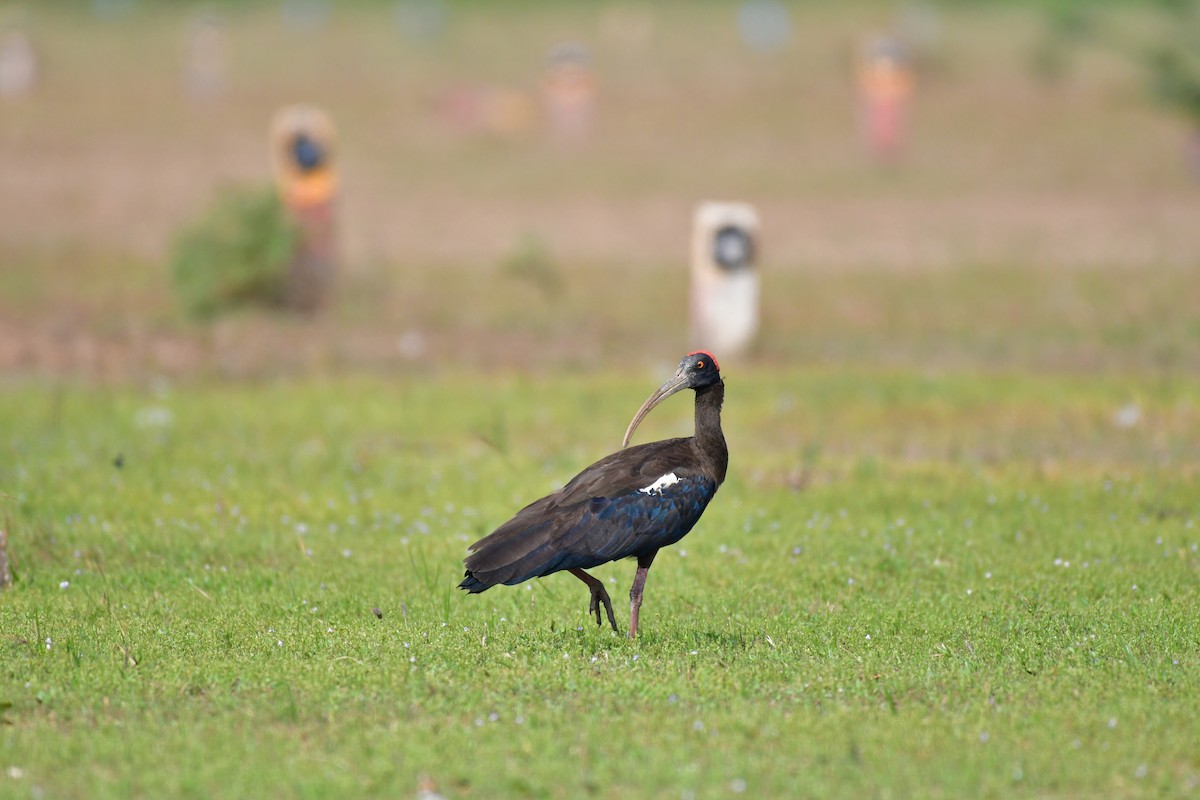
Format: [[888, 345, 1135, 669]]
[[169, 185, 298, 319], [1037, 0, 1200, 126], [500, 232, 563, 298]]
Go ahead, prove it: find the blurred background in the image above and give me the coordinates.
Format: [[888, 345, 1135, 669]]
[[1, 0, 1198, 379]]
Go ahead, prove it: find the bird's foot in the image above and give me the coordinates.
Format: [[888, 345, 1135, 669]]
[[587, 583, 619, 633]]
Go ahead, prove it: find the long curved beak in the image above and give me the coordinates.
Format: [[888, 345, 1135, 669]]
[[622, 366, 691, 448]]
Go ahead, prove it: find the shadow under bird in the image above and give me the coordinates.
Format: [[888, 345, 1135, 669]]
[[459, 351, 728, 638]]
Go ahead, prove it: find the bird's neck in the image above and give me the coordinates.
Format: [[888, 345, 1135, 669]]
[[693, 381, 728, 484]]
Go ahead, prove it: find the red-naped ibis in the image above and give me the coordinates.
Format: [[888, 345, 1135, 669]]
[[459, 351, 728, 638]]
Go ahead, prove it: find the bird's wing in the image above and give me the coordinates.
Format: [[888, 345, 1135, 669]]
[[551, 438, 698, 506], [463, 439, 719, 586], [549, 470, 718, 563]]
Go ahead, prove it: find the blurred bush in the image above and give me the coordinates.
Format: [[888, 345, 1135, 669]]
[[499, 232, 562, 298], [169, 185, 298, 319], [1037, 0, 1200, 126]]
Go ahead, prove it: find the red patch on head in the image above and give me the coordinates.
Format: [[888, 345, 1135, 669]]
[[688, 350, 720, 371]]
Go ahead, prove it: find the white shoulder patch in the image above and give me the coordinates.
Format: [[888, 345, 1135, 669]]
[[639, 472, 680, 495]]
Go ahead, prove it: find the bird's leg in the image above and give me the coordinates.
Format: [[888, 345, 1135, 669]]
[[568, 568, 619, 633], [628, 552, 657, 639]]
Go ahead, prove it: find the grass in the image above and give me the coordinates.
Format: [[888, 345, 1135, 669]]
[[2, 369, 1198, 798]]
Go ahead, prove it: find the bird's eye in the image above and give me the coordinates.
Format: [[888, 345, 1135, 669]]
[[695, 361, 705, 370]]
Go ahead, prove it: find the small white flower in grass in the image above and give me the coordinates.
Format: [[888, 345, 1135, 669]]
[[59, 581, 69, 590], [277, 640, 283, 647], [848, 578, 855, 585], [515, 715, 525, 725], [295, 523, 308, 535], [679, 550, 687, 558], [985, 572, 992, 579], [690, 650, 698, 656], [341, 549, 352, 558], [1135, 765, 1147, 779], [979, 732, 989, 743], [409, 656, 415, 664], [966, 589, 974, 596], [1113, 403, 1140, 429], [563, 653, 570, 660], [404, 642, 410, 648], [1108, 718, 1118, 728], [488, 712, 499, 723], [44, 638, 52, 650], [474, 718, 484, 727], [731, 778, 747, 793], [7, 767, 24, 779], [692, 720, 704, 732], [865, 634, 871, 640], [1131, 585, 1138, 591]]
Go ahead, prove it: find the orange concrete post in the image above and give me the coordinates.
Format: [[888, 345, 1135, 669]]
[[270, 105, 338, 312], [857, 35, 914, 162], [541, 42, 596, 142]]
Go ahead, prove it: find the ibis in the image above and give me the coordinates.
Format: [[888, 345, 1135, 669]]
[[459, 351, 728, 638]]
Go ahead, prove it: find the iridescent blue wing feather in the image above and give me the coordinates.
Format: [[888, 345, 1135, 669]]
[[460, 439, 720, 591]]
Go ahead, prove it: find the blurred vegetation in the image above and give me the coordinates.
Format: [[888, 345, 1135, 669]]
[[499, 232, 563, 298], [1037, 0, 1200, 125], [1146, 0, 1200, 123], [168, 185, 298, 320], [2, 369, 1199, 796]]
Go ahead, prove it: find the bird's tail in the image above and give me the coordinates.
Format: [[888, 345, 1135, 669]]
[[458, 571, 492, 594]]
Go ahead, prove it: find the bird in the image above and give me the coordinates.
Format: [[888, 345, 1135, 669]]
[[459, 351, 728, 638]]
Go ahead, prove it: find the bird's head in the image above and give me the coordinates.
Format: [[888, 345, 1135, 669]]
[[622, 351, 722, 448]]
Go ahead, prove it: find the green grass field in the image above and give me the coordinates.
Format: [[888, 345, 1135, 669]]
[[3, 370, 1198, 797], [3, 1, 1200, 797]]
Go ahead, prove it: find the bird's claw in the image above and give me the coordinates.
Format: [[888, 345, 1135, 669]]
[[587, 583, 620, 633]]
